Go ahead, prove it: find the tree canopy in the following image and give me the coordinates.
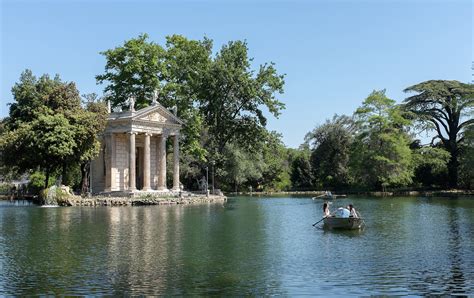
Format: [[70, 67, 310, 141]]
[[351, 90, 414, 190], [0, 70, 107, 189], [96, 34, 286, 189], [403, 80, 474, 187], [305, 115, 354, 188]]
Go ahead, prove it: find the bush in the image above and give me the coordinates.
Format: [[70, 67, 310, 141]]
[[28, 171, 56, 195]]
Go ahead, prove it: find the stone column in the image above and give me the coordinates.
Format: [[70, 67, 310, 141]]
[[157, 133, 167, 191], [110, 133, 117, 191], [172, 134, 180, 191], [104, 133, 112, 192], [129, 132, 136, 191], [143, 133, 151, 191]]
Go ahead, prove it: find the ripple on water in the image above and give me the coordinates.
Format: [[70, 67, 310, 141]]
[[0, 196, 473, 295]]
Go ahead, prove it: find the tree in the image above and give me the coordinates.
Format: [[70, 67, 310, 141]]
[[76, 94, 108, 193], [411, 141, 450, 188], [96, 35, 286, 189], [222, 143, 265, 192], [403, 80, 474, 188], [459, 124, 474, 188], [96, 34, 212, 160], [258, 131, 291, 191], [305, 115, 354, 189], [199, 40, 285, 157], [351, 90, 414, 190], [96, 34, 165, 109], [0, 70, 107, 191], [289, 147, 313, 190]]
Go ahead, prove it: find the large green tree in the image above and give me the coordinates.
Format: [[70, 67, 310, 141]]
[[351, 90, 414, 190], [410, 141, 450, 188], [403, 80, 474, 187], [96, 34, 166, 109], [289, 147, 313, 190], [459, 124, 474, 188], [305, 115, 354, 188], [199, 40, 285, 157], [0, 70, 107, 190], [96, 34, 285, 189]]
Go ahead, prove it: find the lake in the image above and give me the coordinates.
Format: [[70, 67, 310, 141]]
[[0, 196, 472, 295]]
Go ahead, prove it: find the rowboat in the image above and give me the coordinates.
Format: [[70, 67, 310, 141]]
[[312, 194, 347, 200], [323, 217, 364, 230]]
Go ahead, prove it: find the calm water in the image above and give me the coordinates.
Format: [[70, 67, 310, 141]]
[[0, 196, 473, 295]]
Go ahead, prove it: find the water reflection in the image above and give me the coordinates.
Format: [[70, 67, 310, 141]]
[[0, 197, 472, 295]]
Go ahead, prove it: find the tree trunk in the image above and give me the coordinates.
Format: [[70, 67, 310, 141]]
[[60, 163, 67, 186], [44, 168, 50, 190], [447, 150, 459, 188], [445, 137, 459, 188]]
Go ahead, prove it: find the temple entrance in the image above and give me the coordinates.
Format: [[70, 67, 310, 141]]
[[136, 147, 144, 190]]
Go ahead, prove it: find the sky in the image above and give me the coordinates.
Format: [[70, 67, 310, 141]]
[[1, 0, 472, 148]]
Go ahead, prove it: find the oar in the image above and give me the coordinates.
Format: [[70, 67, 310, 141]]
[[312, 217, 326, 226]]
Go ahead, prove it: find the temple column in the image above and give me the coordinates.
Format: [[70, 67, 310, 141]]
[[110, 133, 117, 191], [172, 134, 180, 191], [157, 133, 167, 191], [104, 133, 112, 192], [143, 133, 151, 191], [129, 132, 136, 191]]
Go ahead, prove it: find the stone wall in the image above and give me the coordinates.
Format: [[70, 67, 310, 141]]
[[63, 194, 227, 207]]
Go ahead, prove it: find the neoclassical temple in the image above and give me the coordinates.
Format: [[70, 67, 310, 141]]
[[91, 101, 183, 194]]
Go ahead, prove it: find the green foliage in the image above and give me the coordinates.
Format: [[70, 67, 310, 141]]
[[259, 132, 291, 191], [411, 144, 450, 188], [305, 115, 354, 188], [96, 34, 286, 188], [0, 183, 13, 195], [350, 90, 414, 190], [28, 171, 55, 194], [289, 147, 313, 190], [403, 80, 474, 187], [96, 34, 165, 109], [0, 70, 108, 190], [222, 143, 265, 192], [215, 131, 290, 192], [199, 40, 285, 156], [459, 124, 474, 188]]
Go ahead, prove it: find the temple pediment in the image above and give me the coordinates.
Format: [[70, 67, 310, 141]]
[[132, 104, 184, 125]]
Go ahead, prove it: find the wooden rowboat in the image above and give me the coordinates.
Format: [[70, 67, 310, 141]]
[[312, 194, 347, 200], [323, 217, 364, 230]]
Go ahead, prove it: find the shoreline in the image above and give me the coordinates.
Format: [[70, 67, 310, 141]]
[[2, 189, 473, 203], [228, 189, 474, 197], [64, 194, 227, 206], [0, 193, 227, 206]]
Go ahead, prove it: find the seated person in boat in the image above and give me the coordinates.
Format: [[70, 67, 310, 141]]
[[323, 202, 331, 217], [334, 207, 350, 218], [347, 204, 358, 218]]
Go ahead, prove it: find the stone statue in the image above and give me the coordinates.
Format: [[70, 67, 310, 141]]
[[152, 89, 159, 105], [129, 95, 135, 112], [198, 176, 208, 191]]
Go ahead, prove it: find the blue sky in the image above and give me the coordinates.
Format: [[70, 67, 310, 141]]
[[1, 0, 472, 148]]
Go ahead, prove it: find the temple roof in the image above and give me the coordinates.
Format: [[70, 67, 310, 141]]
[[105, 103, 183, 135]]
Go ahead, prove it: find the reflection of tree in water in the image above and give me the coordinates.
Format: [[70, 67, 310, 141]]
[[407, 199, 470, 295], [102, 201, 279, 295], [0, 207, 112, 295], [445, 204, 467, 295]]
